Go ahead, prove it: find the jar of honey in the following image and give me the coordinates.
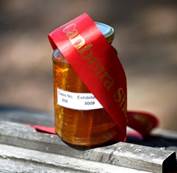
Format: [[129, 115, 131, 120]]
[[53, 22, 119, 147]]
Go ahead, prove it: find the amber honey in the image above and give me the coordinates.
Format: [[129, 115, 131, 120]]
[[53, 22, 119, 147]]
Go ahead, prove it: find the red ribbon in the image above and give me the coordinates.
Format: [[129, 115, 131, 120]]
[[45, 13, 159, 141]]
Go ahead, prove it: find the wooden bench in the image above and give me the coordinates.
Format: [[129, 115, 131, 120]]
[[0, 109, 176, 173]]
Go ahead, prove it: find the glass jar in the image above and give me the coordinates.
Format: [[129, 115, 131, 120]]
[[53, 22, 119, 147]]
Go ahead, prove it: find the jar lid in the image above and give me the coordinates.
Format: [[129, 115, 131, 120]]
[[96, 22, 114, 43], [53, 22, 114, 58]]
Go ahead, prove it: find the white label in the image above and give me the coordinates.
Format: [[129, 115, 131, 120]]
[[57, 88, 103, 110]]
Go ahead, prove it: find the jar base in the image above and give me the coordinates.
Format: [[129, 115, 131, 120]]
[[58, 134, 118, 149]]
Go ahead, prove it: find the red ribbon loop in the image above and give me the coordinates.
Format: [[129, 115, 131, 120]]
[[48, 13, 127, 141]]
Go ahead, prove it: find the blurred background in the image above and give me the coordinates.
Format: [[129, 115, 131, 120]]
[[0, 0, 177, 131]]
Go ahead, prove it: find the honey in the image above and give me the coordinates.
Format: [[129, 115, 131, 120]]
[[53, 22, 119, 147]]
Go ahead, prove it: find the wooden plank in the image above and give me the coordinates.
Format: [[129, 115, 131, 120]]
[[0, 144, 151, 173], [0, 121, 176, 173]]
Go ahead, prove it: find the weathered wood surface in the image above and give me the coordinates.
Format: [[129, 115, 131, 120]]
[[0, 121, 176, 173], [0, 144, 152, 173]]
